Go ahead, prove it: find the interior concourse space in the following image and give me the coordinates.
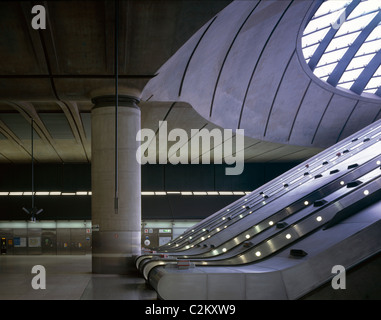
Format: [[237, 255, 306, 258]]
[[1, 0, 381, 304]]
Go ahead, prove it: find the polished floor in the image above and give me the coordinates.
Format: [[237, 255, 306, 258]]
[[0, 255, 157, 300]]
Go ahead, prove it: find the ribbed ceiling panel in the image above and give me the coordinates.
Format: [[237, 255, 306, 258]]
[[39, 113, 74, 140], [0, 113, 40, 140]]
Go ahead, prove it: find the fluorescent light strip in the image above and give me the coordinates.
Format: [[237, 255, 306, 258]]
[[141, 192, 155, 195], [9, 192, 23, 196]]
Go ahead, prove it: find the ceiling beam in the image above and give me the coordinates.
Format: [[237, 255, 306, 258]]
[[350, 50, 381, 94], [5, 101, 63, 162]]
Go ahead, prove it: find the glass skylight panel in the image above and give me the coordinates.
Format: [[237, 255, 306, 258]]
[[325, 31, 361, 52], [317, 47, 348, 66], [363, 88, 377, 93], [355, 38, 381, 56], [365, 24, 381, 41], [335, 12, 377, 37], [314, 62, 338, 78], [346, 0, 381, 21], [338, 68, 365, 83], [312, 0, 351, 20], [339, 81, 355, 89], [365, 76, 381, 90], [346, 53, 376, 70], [302, 43, 319, 59], [302, 28, 331, 48]]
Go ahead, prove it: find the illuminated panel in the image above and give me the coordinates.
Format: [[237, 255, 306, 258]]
[[302, 0, 381, 97]]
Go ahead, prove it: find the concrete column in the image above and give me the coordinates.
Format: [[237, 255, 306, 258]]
[[91, 92, 141, 274]]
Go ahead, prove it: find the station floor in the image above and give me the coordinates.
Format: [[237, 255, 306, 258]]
[[0, 255, 157, 300]]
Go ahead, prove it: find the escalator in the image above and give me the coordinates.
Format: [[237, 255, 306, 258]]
[[136, 119, 381, 299]]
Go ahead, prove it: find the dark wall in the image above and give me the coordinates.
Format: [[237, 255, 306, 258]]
[[0, 162, 299, 220], [0, 163, 91, 192]]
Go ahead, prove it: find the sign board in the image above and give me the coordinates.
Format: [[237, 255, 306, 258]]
[[14, 237, 27, 247], [159, 229, 172, 234], [28, 237, 41, 248]]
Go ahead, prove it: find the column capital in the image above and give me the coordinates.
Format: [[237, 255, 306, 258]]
[[90, 86, 141, 109], [91, 94, 140, 109]]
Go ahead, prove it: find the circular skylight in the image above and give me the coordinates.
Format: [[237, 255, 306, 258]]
[[302, 0, 381, 97]]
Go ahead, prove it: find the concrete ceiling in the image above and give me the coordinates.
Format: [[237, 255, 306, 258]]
[[143, 0, 381, 150], [0, 0, 323, 164]]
